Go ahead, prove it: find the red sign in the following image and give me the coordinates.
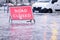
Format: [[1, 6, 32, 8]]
[[9, 6, 33, 20]]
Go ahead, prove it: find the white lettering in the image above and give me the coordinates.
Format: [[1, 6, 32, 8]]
[[12, 14, 32, 19], [14, 9, 27, 13]]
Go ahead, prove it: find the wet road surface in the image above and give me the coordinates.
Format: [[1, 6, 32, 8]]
[[0, 13, 60, 40]]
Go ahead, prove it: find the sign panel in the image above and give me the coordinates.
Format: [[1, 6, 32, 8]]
[[10, 6, 33, 20]]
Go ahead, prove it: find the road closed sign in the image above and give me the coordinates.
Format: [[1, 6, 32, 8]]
[[9, 6, 33, 20]]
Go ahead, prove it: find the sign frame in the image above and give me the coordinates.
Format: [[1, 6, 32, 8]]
[[9, 6, 35, 24]]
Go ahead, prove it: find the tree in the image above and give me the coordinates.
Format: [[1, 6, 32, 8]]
[[28, 0, 31, 3], [6, 0, 12, 3]]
